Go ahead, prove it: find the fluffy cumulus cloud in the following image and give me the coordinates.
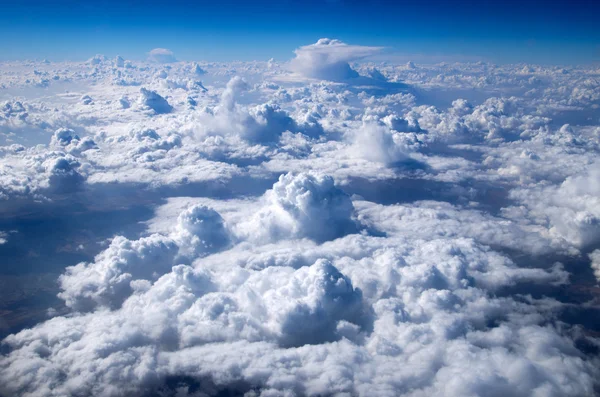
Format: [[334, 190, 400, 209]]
[[190, 76, 323, 143], [350, 121, 411, 165], [508, 161, 600, 249], [138, 88, 173, 114], [235, 172, 358, 243], [58, 204, 230, 312], [58, 234, 180, 311], [1, 39, 600, 397], [173, 204, 231, 258]]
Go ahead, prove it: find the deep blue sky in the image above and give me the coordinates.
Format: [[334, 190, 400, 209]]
[[0, 0, 598, 64]]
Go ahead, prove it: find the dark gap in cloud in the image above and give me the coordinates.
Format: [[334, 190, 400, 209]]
[[493, 247, 600, 351], [548, 107, 600, 127], [0, 194, 156, 337], [561, 306, 600, 337], [344, 177, 456, 205], [344, 80, 411, 97], [207, 155, 270, 167], [144, 375, 260, 397], [420, 142, 485, 162], [495, 247, 599, 301], [0, 175, 278, 276], [344, 176, 512, 214], [0, 273, 64, 339], [0, 203, 153, 275], [154, 175, 279, 200]]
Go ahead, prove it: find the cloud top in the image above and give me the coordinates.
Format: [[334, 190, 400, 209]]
[[238, 172, 358, 243]]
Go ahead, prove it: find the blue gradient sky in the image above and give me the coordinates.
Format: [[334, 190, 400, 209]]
[[0, 0, 598, 64]]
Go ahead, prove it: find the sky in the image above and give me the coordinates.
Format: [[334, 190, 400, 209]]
[[0, 0, 599, 64], [2, 1, 600, 395]]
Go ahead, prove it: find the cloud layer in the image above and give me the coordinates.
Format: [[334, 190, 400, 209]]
[[0, 39, 599, 396]]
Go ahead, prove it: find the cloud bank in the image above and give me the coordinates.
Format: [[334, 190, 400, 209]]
[[0, 39, 599, 397]]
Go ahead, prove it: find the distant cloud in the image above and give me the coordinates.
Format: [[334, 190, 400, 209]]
[[289, 38, 382, 81], [148, 48, 177, 63], [87, 54, 106, 65]]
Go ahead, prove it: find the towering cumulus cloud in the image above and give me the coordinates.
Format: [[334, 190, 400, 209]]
[[138, 88, 173, 114], [197, 76, 323, 143], [290, 38, 382, 81], [173, 205, 231, 257], [148, 48, 177, 63], [238, 172, 358, 243]]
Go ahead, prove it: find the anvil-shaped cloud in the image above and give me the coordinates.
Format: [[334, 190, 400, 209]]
[[290, 38, 383, 81]]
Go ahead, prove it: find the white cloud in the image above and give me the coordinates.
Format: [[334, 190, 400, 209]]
[[189, 76, 323, 143], [138, 88, 173, 114], [88, 54, 106, 65], [290, 38, 383, 81], [0, 44, 599, 397], [114, 55, 125, 68], [589, 250, 600, 282], [350, 121, 411, 165], [0, 229, 591, 396], [58, 234, 180, 311], [173, 204, 231, 258], [508, 161, 600, 250], [237, 172, 358, 243], [57, 204, 231, 312], [148, 48, 177, 63]]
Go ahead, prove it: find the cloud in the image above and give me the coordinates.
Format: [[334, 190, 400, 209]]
[[220, 76, 248, 112], [350, 121, 412, 165], [191, 76, 323, 143], [173, 204, 231, 258], [138, 88, 173, 114], [0, 99, 76, 146], [45, 156, 85, 193], [58, 234, 180, 311], [148, 48, 177, 63], [237, 172, 358, 243], [290, 38, 383, 81], [114, 55, 125, 68], [508, 161, 600, 250], [57, 204, 231, 312], [589, 250, 600, 282], [1, 44, 600, 397], [193, 63, 207, 76], [50, 128, 97, 155], [88, 54, 106, 65], [0, 231, 592, 396]]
